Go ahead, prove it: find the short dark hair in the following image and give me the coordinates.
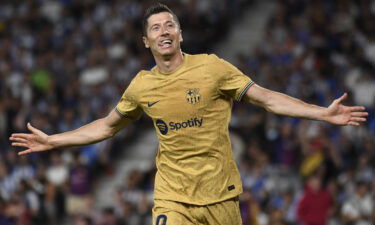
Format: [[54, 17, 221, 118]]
[[142, 3, 180, 36]]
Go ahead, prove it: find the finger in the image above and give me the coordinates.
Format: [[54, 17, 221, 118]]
[[336, 93, 348, 104], [12, 142, 29, 148], [349, 106, 366, 112], [18, 149, 34, 156], [350, 117, 367, 122], [27, 123, 45, 136], [9, 137, 28, 143], [11, 133, 31, 139], [351, 112, 368, 117], [348, 121, 360, 126], [11, 133, 32, 140], [27, 123, 38, 133]]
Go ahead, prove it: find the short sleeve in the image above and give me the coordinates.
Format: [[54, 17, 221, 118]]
[[115, 82, 143, 120], [213, 55, 254, 101]]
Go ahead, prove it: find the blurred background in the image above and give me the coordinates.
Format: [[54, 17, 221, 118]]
[[0, 0, 375, 225]]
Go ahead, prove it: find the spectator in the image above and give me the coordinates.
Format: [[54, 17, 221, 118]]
[[297, 175, 333, 225], [341, 181, 374, 225], [119, 201, 142, 225], [66, 154, 92, 216], [45, 152, 68, 223], [98, 207, 123, 225], [73, 215, 93, 225]]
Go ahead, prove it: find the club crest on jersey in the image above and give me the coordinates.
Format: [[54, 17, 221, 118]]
[[186, 88, 200, 104]]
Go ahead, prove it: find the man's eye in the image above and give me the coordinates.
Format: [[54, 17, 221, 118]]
[[167, 23, 174, 28], [152, 26, 159, 31]]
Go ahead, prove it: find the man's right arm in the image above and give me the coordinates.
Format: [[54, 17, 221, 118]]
[[10, 109, 132, 155]]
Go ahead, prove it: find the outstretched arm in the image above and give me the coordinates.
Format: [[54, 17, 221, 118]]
[[244, 84, 368, 126], [10, 109, 132, 155]]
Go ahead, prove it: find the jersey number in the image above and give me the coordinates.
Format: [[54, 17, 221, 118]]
[[156, 214, 167, 225]]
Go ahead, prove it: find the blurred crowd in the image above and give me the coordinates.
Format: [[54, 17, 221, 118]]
[[0, 0, 374, 225], [232, 0, 375, 224], [0, 0, 250, 224]]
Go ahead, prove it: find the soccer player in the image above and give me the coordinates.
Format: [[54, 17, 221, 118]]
[[10, 3, 368, 225]]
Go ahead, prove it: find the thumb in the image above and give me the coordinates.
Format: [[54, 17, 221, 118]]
[[27, 122, 38, 134], [336, 93, 348, 104]]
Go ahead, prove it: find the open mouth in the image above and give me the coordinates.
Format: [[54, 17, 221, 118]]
[[159, 39, 172, 49]]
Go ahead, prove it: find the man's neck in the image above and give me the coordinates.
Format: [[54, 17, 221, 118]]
[[154, 51, 184, 73]]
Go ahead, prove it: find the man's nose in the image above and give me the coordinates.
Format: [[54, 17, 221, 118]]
[[161, 25, 170, 35]]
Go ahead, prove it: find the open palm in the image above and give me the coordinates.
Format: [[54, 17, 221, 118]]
[[9, 123, 53, 155], [325, 93, 368, 126]]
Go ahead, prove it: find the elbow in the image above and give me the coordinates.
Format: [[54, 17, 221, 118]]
[[249, 98, 274, 113], [261, 93, 283, 114], [103, 127, 117, 140], [107, 130, 117, 139], [254, 90, 276, 113], [264, 105, 273, 113], [263, 101, 277, 113], [106, 133, 115, 139]]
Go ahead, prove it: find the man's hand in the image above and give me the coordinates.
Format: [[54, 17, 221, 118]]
[[9, 123, 53, 155], [245, 85, 368, 126], [9, 109, 132, 156], [324, 93, 368, 126]]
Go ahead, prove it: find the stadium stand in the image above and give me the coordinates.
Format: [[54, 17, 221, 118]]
[[0, 0, 374, 225], [0, 0, 252, 224]]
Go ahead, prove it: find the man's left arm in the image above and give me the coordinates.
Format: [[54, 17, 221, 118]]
[[244, 84, 368, 126]]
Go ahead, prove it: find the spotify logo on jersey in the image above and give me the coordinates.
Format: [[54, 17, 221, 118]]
[[155, 118, 203, 135], [156, 119, 168, 135]]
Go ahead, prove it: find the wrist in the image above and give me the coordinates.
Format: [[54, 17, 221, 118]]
[[318, 107, 329, 122], [46, 135, 57, 149]]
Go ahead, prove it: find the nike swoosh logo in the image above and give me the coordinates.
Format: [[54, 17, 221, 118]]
[[147, 101, 160, 107]]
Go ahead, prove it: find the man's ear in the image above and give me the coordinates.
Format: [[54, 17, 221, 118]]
[[143, 36, 150, 48], [179, 30, 183, 43]]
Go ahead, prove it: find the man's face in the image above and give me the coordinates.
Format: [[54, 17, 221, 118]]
[[143, 12, 182, 58], [308, 177, 321, 192]]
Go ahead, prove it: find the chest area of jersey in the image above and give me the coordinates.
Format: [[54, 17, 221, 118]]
[[139, 73, 217, 119]]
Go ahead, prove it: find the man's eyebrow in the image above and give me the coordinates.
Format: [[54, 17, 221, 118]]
[[150, 20, 174, 28]]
